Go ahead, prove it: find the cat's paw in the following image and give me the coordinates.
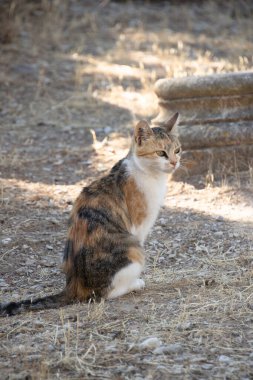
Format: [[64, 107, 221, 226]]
[[132, 278, 145, 291]]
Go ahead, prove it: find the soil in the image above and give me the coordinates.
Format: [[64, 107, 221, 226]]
[[0, 1, 253, 379]]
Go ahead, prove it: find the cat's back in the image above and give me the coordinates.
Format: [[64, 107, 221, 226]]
[[70, 157, 131, 235], [82, 158, 128, 199], [62, 157, 141, 297]]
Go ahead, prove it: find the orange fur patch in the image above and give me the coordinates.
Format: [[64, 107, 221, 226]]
[[61, 258, 72, 274], [123, 177, 147, 227], [127, 246, 145, 266], [67, 278, 92, 301]]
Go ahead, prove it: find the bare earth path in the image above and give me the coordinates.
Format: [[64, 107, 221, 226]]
[[0, 2, 253, 379]]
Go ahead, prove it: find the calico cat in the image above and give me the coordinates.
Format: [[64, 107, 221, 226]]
[[0, 112, 181, 316]]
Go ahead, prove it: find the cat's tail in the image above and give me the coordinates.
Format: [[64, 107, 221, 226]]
[[0, 289, 73, 317]]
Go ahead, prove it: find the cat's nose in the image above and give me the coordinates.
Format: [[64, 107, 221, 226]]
[[170, 161, 177, 167]]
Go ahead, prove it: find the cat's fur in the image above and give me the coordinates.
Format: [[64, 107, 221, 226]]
[[0, 113, 181, 316]]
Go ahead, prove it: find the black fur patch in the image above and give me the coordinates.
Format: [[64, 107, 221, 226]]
[[63, 239, 73, 262], [82, 159, 128, 199], [78, 207, 125, 234], [73, 243, 130, 289], [152, 127, 169, 139], [0, 301, 20, 316], [0, 292, 67, 317]]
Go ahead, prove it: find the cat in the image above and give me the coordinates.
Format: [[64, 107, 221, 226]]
[[0, 112, 181, 316]]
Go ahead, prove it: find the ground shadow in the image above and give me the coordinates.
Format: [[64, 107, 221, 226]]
[[0, 96, 134, 185]]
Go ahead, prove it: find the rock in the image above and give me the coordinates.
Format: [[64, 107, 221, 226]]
[[105, 345, 118, 353], [202, 363, 213, 370], [104, 126, 112, 134], [2, 237, 12, 245], [25, 258, 36, 265], [139, 337, 162, 351], [28, 354, 41, 361], [219, 355, 232, 363], [33, 320, 44, 328], [54, 159, 64, 166], [11, 293, 20, 299], [158, 218, 168, 226], [168, 250, 177, 258], [16, 268, 25, 273], [15, 118, 26, 127], [0, 278, 8, 287], [154, 72, 253, 103], [153, 343, 183, 355], [214, 231, 223, 237], [47, 344, 55, 352], [153, 72, 253, 177], [177, 322, 195, 331], [170, 365, 184, 375]]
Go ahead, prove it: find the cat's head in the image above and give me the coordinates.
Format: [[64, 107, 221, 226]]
[[132, 112, 181, 174]]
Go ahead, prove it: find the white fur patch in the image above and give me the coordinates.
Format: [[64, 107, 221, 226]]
[[126, 156, 168, 245], [107, 262, 144, 299]]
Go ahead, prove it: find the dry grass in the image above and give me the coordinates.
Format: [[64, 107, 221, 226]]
[[1, 1, 253, 379]]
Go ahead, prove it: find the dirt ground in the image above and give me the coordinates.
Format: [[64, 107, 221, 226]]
[[1, 1, 253, 379]]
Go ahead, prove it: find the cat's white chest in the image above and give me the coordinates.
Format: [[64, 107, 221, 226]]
[[130, 173, 167, 245]]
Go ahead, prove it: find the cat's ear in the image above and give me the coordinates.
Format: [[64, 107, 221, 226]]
[[134, 120, 153, 146], [163, 112, 179, 134]]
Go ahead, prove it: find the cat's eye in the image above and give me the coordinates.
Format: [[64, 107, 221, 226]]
[[156, 150, 168, 158], [174, 147, 181, 154]]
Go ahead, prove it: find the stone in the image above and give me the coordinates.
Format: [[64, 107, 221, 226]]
[[0, 278, 8, 287], [33, 320, 44, 328], [154, 72, 253, 102], [177, 322, 195, 331], [104, 126, 112, 134], [216, 216, 224, 222], [202, 363, 213, 370], [219, 355, 232, 363], [153, 343, 183, 355], [158, 218, 168, 226], [47, 344, 55, 352], [153, 72, 253, 177], [2, 237, 12, 245], [214, 231, 223, 237], [139, 337, 162, 351]]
